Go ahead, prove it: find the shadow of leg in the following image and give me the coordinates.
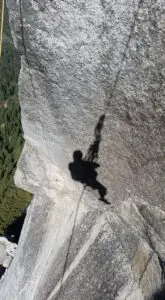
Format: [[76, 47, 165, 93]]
[[92, 181, 110, 204]]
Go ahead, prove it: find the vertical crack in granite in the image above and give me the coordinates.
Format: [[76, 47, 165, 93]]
[[1, 0, 165, 299], [104, 0, 144, 110], [19, 0, 53, 167]]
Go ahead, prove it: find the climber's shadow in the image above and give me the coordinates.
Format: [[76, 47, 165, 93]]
[[69, 114, 110, 204]]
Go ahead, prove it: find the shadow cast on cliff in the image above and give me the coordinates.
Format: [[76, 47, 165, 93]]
[[68, 114, 110, 204], [58, 114, 110, 299]]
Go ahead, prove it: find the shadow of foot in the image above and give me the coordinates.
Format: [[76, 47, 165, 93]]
[[99, 198, 111, 205]]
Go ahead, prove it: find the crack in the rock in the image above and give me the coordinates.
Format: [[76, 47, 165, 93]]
[[158, 256, 165, 284], [104, 0, 144, 111], [19, 0, 56, 167], [138, 251, 154, 284]]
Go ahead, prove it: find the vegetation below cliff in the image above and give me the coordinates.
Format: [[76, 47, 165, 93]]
[[0, 5, 31, 235]]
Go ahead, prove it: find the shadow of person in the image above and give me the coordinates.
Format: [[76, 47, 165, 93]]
[[69, 150, 110, 204]]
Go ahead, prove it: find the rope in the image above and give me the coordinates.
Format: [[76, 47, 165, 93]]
[[18, 4, 86, 300], [0, 0, 5, 58], [55, 1, 143, 297], [18, 1, 144, 299], [56, 186, 85, 299]]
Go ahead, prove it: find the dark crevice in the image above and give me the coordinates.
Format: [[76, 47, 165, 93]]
[[5, 211, 26, 244], [0, 265, 6, 279], [150, 256, 165, 299], [158, 256, 165, 284], [151, 285, 165, 300]]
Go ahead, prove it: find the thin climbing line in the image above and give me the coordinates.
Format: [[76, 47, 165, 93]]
[[56, 186, 85, 299], [104, 0, 143, 112], [19, 4, 85, 300], [55, 1, 144, 298], [18, 1, 144, 299], [0, 0, 5, 58]]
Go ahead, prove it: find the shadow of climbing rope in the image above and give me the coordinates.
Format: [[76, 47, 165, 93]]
[[69, 114, 110, 204], [55, 114, 109, 300]]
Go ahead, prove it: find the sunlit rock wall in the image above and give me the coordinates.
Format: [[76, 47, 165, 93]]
[[0, 0, 165, 299]]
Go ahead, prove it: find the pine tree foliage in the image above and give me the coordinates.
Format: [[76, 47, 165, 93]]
[[0, 5, 31, 235]]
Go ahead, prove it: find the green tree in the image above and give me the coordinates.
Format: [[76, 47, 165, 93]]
[[0, 4, 31, 235]]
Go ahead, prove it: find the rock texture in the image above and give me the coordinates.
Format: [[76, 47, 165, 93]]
[[0, 0, 165, 299], [0, 237, 17, 278]]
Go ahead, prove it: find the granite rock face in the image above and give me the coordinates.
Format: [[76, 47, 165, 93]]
[[0, 0, 165, 299], [0, 237, 17, 271]]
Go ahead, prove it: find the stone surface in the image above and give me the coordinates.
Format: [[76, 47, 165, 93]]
[[0, 0, 165, 299], [0, 237, 17, 271]]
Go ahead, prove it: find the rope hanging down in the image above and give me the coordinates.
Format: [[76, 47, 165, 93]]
[[56, 0, 144, 297], [19, 0, 143, 299], [0, 0, 5, 58]]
